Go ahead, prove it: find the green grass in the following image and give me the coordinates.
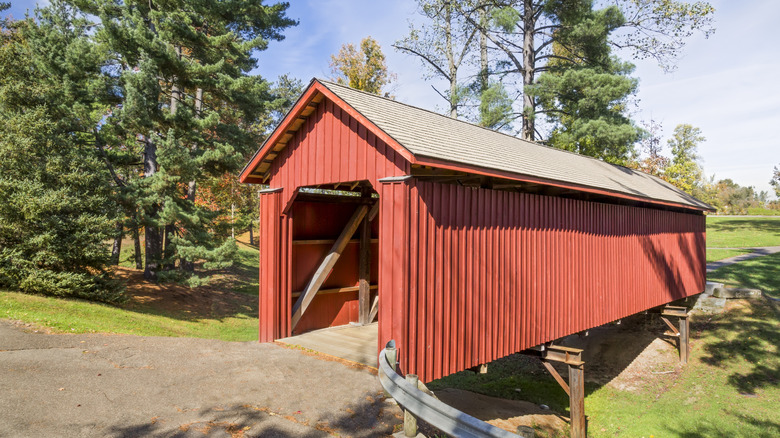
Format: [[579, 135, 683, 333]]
[[1, 240, 261, 341], [708, 251, 780, 299], [706, 216, 780, 248], [746, 208, 780, 216], [429, 297, 779, 437], [586, 298, 779, 437], [706, 248, 752, 263], [0, 290, 258, 341]]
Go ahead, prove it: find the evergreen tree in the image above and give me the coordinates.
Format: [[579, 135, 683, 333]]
[[73, 0, 295, 283], [532, 4, 640, 163], [0, 4, 122, 302], [771, 165, 780, 199]]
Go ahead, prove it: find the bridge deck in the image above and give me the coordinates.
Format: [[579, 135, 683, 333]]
[[277, 322, 378, 367]]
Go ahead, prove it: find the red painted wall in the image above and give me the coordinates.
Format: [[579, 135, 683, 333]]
[[378, 180, 706, 382], [258, 96, 404, 339], [256, 96, 707, 383], [267, 98, 409, 208]]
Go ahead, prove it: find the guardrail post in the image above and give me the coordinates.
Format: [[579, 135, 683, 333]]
[[384, 340, 397, 397], [404, 374, 419, 437]]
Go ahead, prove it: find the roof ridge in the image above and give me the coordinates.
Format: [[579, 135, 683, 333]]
[[316, 78, 667, 182]]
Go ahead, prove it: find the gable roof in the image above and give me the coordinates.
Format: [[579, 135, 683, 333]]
[[241, 78, 712, 212]]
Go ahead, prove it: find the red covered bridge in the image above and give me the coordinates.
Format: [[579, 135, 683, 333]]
[[239, 78, 711, 384]]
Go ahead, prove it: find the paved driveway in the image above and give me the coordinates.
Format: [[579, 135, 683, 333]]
[[0, 321, 400, 437]]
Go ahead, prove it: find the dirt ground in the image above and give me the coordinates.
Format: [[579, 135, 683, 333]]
[[114, 267, 255, 319]]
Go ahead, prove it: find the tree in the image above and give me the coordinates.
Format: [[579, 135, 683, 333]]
[[532, 4, 640, 163], [665, 124, 704, 194], [330, 36, 395, 96], [771, 165, 780, 198], [398, 0, 714, 147], [75, 0, 295, 283], [634, 119, 669, 176], [395, 0, 477, 117], [0, 4, 121, 302]]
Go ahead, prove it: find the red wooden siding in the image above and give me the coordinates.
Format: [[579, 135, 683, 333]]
[[258, 189, 289, 342], [266, 98, 409, 207], [380, 180, 705, 382]]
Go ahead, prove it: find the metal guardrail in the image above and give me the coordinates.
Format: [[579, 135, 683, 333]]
[[378, 340, 517, 438]]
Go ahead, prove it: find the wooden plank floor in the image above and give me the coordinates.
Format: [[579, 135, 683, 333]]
[[277, 323, 378, 367]]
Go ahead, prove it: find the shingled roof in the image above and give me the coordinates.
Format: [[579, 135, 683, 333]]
[[242, 78, 712, 211]]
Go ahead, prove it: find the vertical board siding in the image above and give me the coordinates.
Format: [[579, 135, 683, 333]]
[[258, 190, 284, 342], [386, 180, 705, 383], [267, 98, 409, 206]]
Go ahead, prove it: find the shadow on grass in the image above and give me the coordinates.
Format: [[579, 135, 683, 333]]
[[706, 217, 780, 246], [662, 410, 780, 438], [696, 297, 779, 395], [708, 252, 780, 299]]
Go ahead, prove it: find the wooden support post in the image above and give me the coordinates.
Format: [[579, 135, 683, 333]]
[[569, 363, 586, 438], [661, 305, 690, 365], [679, 314, 689, 365], [523, 344, 586, 438], [291, 203, 374, 330], [358, 203, 371, 324], [404, 374, 419, 437]]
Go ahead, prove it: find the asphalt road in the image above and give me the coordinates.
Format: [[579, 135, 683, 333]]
[[0, 321, 400, 437]]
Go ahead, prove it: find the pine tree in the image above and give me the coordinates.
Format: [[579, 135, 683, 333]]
[[532, 4, 640, 163], [74, 0, 295, 283], [0, 4, 122, 302]]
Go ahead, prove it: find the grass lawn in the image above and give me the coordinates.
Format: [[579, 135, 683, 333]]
[[0, 242, 261, 342], [428, 296, 779, 437], [0, 290, 258, 341], [706, 248, 752, 263], [708, 251, 780, 299], [706, 216, 780, 248]]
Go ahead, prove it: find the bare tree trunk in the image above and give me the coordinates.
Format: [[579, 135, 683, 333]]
[[479, 7, 488, 93], [131, 211, 143, 270], [110, 221, 123, 265], [143, 137, 161, 281], [445, 3, 458, 118], [248, 223, 254, 246], [521, 0, 536, 141]]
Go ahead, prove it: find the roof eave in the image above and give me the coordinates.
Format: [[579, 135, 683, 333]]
[[414, 155, 714, 212]]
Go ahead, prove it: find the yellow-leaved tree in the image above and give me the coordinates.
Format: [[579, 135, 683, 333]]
[[330, 36, 395, 97]]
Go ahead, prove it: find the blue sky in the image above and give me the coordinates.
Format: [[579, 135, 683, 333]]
[[6, 0, 779, 197]]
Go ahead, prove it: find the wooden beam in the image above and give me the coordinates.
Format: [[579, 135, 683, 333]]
[[660, 316, 680, 336], [291, 284, 377, 299], [358, 199, 372, 324], [368, 293, 379, 322], [541, 360, 569, 396], [292, 238, 378, 246], [290, 203, 371, 330]]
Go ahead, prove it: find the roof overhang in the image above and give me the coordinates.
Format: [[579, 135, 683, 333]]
[[239, 79, 414, 184], [240, 79, 713, 213]]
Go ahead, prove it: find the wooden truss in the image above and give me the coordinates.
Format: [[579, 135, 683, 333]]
[[291, 197, 379, 331]]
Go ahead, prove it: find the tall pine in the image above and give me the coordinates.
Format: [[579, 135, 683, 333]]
[[74, 0, 295, 282], [0, 3, 122, 301]]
